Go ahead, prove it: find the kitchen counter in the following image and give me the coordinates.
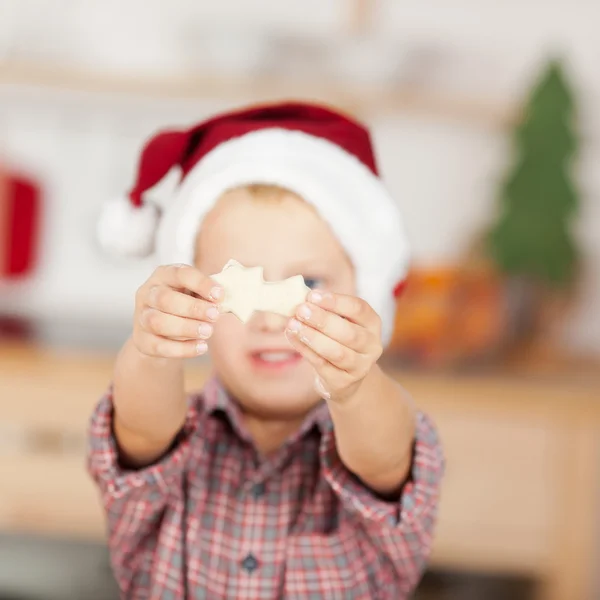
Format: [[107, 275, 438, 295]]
[[2, 339, 600, 600]]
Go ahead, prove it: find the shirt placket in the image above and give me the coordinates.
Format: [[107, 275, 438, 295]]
[[229, 443, 294, 599]]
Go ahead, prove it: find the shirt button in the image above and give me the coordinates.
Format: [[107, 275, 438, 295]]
[[241, 553, 259, 573], [251, 482, 266, 498]]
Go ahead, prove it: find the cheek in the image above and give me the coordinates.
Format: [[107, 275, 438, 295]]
[[341, 269, 357, 296], [209, 316, 247, 362], [337, 280, 356, 296], [327, 266, 355, 296]]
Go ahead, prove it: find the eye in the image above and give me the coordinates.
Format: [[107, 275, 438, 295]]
[[303, 277, 323, 290]]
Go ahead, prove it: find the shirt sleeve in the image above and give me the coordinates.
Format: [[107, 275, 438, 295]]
[[86, 386, 200, 593], [320, 411, 444, 594]]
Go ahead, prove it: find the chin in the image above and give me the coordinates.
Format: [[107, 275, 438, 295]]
[[215, 364, 318, 419], [241, 378, 320, 419]]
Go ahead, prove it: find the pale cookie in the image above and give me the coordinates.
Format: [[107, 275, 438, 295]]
[[211, 259, 310, 323]]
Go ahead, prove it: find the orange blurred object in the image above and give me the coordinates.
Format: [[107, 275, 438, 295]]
[[389, 266, 508, 367]]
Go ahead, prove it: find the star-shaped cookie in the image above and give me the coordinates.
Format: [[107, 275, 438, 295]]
[[211, 259, 310, 323]]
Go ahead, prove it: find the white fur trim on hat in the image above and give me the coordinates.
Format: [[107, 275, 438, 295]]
[[97, 196, 160, 258], [154, 128, 410, 345]]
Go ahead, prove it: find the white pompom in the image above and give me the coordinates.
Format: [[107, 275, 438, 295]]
[[96, 197, 160, 258]]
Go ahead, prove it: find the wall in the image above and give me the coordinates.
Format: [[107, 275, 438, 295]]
[[0, 0, 599, 353]]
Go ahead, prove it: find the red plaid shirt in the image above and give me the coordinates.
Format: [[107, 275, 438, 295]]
[[88, 376, 443, 599]]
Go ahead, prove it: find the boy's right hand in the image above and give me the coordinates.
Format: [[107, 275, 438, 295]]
[[133, 264, 223, 359]]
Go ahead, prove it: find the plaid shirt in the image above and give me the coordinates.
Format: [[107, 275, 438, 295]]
[[88, 376, 443, 600]]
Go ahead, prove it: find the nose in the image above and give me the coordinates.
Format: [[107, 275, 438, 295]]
[[250, 310, 289, 333]]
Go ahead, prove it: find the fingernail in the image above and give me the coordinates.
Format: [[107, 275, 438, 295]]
[[198, 323, 213, 338], [210, 287, 223, 300], [298, 304, 311, 320], [196, 341, 208, 355], [206, 306, 220, 321], [288, 318, 302, 332], [309, 291, 322, 304]]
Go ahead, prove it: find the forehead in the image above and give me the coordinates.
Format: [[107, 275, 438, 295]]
[[197, 188, 346, 261]]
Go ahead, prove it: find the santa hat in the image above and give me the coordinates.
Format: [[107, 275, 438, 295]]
[[97, 101, 410, 345]]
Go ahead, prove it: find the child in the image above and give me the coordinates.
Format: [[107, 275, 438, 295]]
[[88, 102, 444, 599]]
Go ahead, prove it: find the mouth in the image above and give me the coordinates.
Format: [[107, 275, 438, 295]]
[[249, 349, 302, 370]]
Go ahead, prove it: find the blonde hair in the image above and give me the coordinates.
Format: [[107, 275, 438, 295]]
[[228, 183, 298, 202]]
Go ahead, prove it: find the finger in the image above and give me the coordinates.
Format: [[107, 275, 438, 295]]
[[285, 330, 354, 393], [287, 319, 362, 372], [135, 331, 209, 359], [144, 286, 221, 322], [307, 290, 380, 331], [152, 264, 223, 302], [295, 302, 373, 353], [314, 375, 331, 400], [140, 308, 214, 340]]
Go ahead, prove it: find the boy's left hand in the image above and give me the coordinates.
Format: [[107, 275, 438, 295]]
[[285, 290, 383, 401]]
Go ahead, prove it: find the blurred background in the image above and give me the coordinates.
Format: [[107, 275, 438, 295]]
[[1, 1, 599, 599]]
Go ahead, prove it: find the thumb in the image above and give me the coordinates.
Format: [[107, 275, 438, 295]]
[[314, 374, 331, 400]]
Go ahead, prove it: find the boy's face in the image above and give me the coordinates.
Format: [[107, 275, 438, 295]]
[[195, 187, 355, 421]]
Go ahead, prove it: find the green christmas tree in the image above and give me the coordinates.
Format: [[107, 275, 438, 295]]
[[488, 58, 579, 286]]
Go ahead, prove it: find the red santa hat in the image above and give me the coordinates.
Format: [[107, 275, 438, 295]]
[[97, 101, 410, 345]]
